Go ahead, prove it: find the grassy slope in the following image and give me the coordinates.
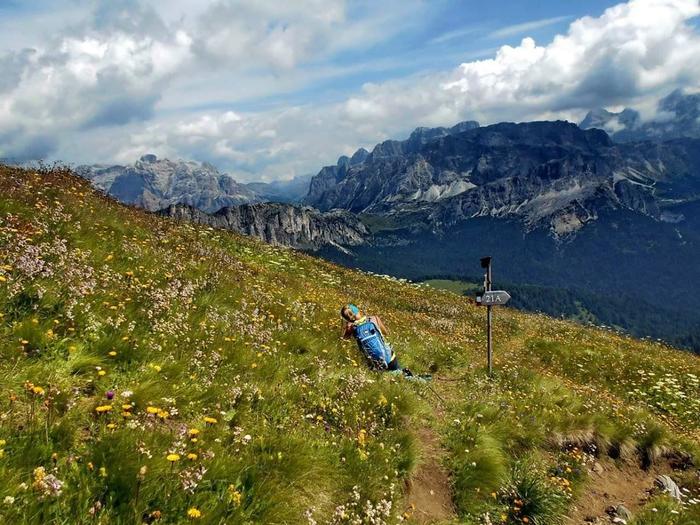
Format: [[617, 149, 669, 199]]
[[0, 166, 698, 525]]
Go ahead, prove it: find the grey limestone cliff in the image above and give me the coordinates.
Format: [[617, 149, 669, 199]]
[[159, 202, 369, 251]]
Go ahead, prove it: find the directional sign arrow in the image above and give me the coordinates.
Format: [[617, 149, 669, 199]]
[[477, 290, 511, 306]]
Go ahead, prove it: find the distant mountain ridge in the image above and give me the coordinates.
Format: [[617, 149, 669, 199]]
[[580, 89, 700, 143], [305, 119, 700, 237], [160, 202, 368, 251], [305, 121, 479, 212], [76, 154, 313, 213], [76, 154, 257, 213]]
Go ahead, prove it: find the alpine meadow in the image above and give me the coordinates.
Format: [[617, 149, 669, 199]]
[[1, 165, 699, 524]]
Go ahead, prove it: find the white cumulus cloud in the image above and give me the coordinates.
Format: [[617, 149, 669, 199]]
[[2, 0, 700, 181]]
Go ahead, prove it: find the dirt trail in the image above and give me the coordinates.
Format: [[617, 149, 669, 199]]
[[565, 460, 670, 524], [404, 425, 456, 524]]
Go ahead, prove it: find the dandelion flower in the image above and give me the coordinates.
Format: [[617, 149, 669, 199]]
[[95, 405, 112, 413], [31, 386, 45, 396], [146, 406, 159, 414], [166, 453, 181, 462], [203, 416, 217, 424], [187, 453, 198, 460], [187, 507, 201, 519], [188, 428, 200, 436]]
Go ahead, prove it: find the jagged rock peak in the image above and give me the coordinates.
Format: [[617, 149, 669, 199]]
[[580, 89, 700, 142], [76, 156, 256, 213], [350, 148, 370, 165], [139, 153, 158, 163]]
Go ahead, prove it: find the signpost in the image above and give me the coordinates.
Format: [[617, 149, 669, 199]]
[[476, 257, 510, 376], [479, 290, 511, 306]]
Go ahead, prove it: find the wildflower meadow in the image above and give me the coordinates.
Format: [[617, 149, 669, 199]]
[[0, 166, 699, 524]]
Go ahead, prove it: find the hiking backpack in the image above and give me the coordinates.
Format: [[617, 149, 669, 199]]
[[353, 318, 393, 369]]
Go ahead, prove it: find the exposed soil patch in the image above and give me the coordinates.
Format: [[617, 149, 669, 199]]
[[405, 426, 455, 524], [565, 460, 673, 524]]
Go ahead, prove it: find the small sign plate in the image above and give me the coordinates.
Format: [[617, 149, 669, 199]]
[[477, 290, 511, 306]]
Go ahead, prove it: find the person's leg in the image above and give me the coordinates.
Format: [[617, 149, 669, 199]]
[[386, 357, 401, 371]]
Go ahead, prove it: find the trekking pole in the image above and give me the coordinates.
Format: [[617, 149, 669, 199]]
[[424, 381, 447, 406]]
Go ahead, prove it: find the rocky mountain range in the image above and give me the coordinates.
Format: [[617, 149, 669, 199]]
[[305, 119, 700, 238], [160, 202, 368, 251], [305, 120, 479, 213], [76, 154, 257, 213], [580, 89, 700, 143]]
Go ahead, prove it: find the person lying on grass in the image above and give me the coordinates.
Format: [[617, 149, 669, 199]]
[[340, 303, 413, 376]]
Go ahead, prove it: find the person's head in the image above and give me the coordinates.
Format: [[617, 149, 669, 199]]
[[340, 303, 360, 322]]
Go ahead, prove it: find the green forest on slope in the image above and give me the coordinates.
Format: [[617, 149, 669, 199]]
[[0, 166, 699, 524], [421, 278, 700, 353]]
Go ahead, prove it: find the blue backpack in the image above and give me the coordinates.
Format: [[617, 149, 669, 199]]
[[353, 317, 394, 369]]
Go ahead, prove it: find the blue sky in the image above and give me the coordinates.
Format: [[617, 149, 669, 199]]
[[0, 0, 699, 181]]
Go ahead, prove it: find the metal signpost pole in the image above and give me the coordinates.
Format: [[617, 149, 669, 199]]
[[486, 261, 493, 376], [477, 258, 509, 377], [480, 257, 493, 376]]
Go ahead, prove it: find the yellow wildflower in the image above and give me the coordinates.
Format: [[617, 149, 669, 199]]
[[188, 428, 200, 436], [95, 405, 113, 413], [187, 453, 198, 460], [187, 508, 202, 519], [31, 386, 45, 396], [203, 416, 217, 424], [33, 467, 46, 482], [166, 453, 180, 462], [146, 406, 159, 414], [228, 485, 242, 505]]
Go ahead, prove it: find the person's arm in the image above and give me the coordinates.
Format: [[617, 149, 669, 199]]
[[373, 316, 389, 336], [341, 320, 353, 339]]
